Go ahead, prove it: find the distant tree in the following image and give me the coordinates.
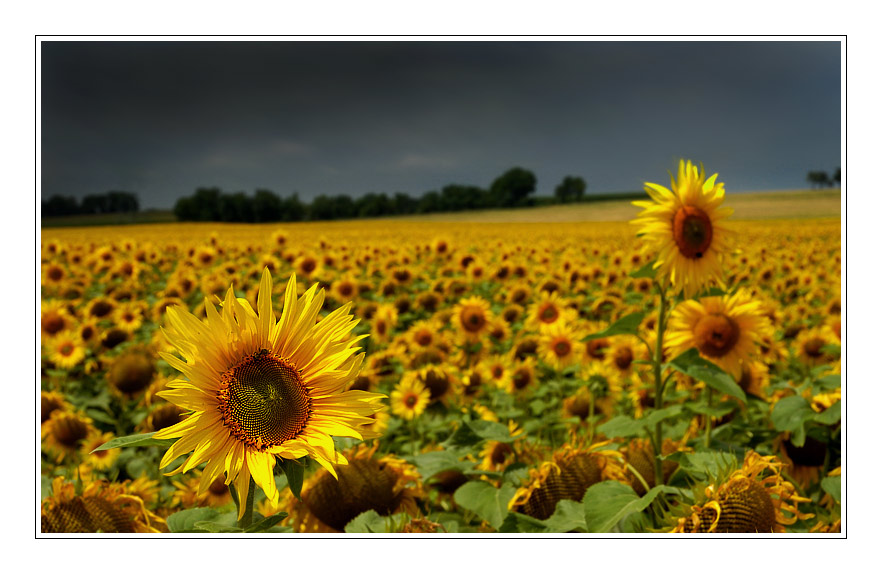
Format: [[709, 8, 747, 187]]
[[441, 184, 487, 211], [356, 192, 394, 218], [282, 193, 307, 222], [393, 192, 418, 215], [417, 190, 443, 213], [81, 194, 109, 214], [43, 194, 80, 217], [252, 189, 283, 222], [490, 167, 537, 207], [219, 192, 254, 222], [554, 176, 587, 204], [308, 194, 356, 220], [807, 170, 831, 189], [833, 167, 841, 187], [105, 191, 139, 213]]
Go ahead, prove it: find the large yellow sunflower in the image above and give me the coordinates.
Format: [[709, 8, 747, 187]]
[[153, 269, 385, 518], [666, 290, 771, 380], [632, 159, 734, 298]]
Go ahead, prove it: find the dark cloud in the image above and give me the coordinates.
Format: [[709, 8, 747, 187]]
[[41, 40, 841, 209]]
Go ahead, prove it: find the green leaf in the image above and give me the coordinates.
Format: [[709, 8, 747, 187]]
[[443, 423, 482, 448], [412, 450, 474, 480], [628, 261, 657, 279], [453, 481, 516, 530], [641, 405, 685, 428], [245, 512, 289, 533], [281, 458, 306, 501], [813, 401, 841, 426], [817, 374, 841, 390], [542, 499, 588, 533], [684, 400, 738, 418], [467, 420, 515, 443], [770, 396, 816, 444], [498, 512, 550, 533], [821, 476, 841, 504], [582, 312, 644, 341], [41, 475, 52, 500], [583, 481, 668, 533], [344, 510, 390, 533], [596, 415, 645, 439], [667, 451, 738, 481], [193, 520, 243, 533], [502, 462, 530, 488], [167, 507, 221, 533], [666, 348, 747, 403], [90, 432, 177, 453]]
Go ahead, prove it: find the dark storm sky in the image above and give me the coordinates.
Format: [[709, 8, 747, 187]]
[[40, 40, 842, 210]]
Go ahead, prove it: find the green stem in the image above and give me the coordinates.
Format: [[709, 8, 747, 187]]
[[652, 282, 668, 488], [704, 385, 713, 448], [237, 477, 256, 530]]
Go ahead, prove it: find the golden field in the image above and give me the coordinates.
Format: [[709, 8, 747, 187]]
[[39, 207, 842, 534]]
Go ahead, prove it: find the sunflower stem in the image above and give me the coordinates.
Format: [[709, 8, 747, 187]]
[[652, 282, 668, 488], [704, 386, 713, 448], [237, 477, 256, 530]]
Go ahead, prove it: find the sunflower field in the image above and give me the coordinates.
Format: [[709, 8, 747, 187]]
[[39, 162, 842, 534]]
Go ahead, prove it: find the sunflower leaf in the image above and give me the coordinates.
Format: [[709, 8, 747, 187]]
[[770, 396, 816, 445], [821, 476, 841, 504], [244, 512, 289, 533], [344, 510, 390, 533], [665, 348, 747, 403], [628, 261, 657, 279], [412, 450, 474, 479], [453, 481, 516, 530], [90, 432, 177, 453], [167, 507, 222, 533], [583, 481, 667, 533], [467, 419, 515, 443], [281, 457, 306, 501], [582, 312, 644, 341], [596, 415, 645, 439], [498, 512, 550, 533], [813, 401, 841, 425], [194, 520, 244, 533]]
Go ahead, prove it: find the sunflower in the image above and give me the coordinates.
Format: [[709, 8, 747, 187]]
[[79, 430, 121, 475], [539, 321, 584, 371], [666, 290, 771, 380], [672, 451, 813, 533], [40, 390, 71, 438], [631, 159, 734, 298], [47, 331, 86, 369], [41, 300, 74, 340], [43, 410, 95, 463], [507, 357, 538, 394], [107, 346, 157, 398], [526, 290, 575, 333], [390, 376, 431, 420], [510, 444, 628, 521], [452, 295, 493, 341], [41, 477, 165, 533], [171, 471, 234, 509], [153, 269, 385, 519], [792, 327, 837, 367]]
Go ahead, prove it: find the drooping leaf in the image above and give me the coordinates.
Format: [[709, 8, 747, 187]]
[[166, 507, 221, 533], [281, 457, 306, 501], [90, 432, 177, 453], [344, 510, 396, 533], [453, 481, 516, 530], [770, 396, 816, 446], [245, 512, 289, 533], [583, 481, 669, 533], [666, 348, 747, 403], [821, 476, 841, 504], [813, 401, 841, 426], [582, 313, 644, 341]]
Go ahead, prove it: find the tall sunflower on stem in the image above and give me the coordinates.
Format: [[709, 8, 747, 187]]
[[153, 268, 385, 524]]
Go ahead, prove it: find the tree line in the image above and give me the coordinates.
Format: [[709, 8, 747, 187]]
[[173, 167, 592, 223], [807, 167, 841, 189], [42, 191, 140, 217]]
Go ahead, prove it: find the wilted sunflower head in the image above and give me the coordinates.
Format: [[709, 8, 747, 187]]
[[631, 159, 734, 298], [294, 444, 424, 532], [107, 346, 157, 397], [671, 451, 814, 533], [510, 444, 628, 521], [41, 477, 165, 533]]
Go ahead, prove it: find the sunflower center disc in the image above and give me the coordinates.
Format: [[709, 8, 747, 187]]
[[461, 308, 486, 332], [219, 349, 311, 450], [694, 314, 741, 358], [673, 206, 713, 259], [553, 339, 572, 357]]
